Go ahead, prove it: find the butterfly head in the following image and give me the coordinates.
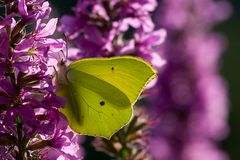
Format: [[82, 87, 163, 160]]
[[56, 58, 69, 86], [57, 58, 67, 67]]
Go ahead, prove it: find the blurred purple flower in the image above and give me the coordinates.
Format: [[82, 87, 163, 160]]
[[149, 0, 232, 160], [154, 0, 232, 30]]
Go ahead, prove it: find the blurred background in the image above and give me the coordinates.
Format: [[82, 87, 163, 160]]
[[50, 0, 239, 159]]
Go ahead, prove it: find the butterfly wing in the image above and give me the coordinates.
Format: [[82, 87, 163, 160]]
[[58, 56, 157, 139]]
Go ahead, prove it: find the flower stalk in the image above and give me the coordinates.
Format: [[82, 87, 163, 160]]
[[16, 117, 24, 160]]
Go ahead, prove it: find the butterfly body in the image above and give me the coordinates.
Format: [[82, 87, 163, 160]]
[[56, 56, 157, 139]]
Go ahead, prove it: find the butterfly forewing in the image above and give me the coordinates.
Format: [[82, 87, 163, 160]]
[[68, 56, 157, 104]]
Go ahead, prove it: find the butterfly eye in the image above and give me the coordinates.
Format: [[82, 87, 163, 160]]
[[57, 58, 65, 67], [111, 67, 114, 71], [60, 59, 66, 65]]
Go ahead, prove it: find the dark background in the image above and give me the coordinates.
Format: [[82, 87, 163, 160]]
[[218, 0, 240, 159], [51, 0, 240, 159]]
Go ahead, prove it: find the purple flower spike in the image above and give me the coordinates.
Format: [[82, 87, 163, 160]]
[[149, 0, 231, 160], [0, 0, 83, 159]]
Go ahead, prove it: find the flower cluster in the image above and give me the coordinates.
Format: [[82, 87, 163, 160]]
[[149, 0, 232, 159], [0, 0, 83, 159], [59, 0, 166, 68]]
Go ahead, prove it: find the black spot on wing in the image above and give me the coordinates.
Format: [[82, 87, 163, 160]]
[[100, 101, 105, 106]]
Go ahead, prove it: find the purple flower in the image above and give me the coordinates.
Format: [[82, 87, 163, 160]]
[[13, 18, 65, 73], [26, 110, 84, 159], [0, 146, 14, 160], [17, 0, 51, 23], [0, 28, 9, 59], [0, 16, 13, 30], [60, 0, 166, 67], [39, 133, 84, 160], [181, 140, 228, 160], [154, 0, 232, 30]]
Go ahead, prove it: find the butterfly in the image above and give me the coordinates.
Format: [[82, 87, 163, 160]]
[[56, 56, 157, 139]]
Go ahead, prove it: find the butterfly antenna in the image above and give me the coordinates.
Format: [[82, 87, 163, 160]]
[[63, 33, 69, 62]]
